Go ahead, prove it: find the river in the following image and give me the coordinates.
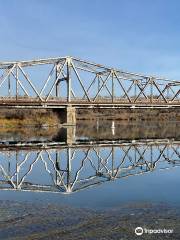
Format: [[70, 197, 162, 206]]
[[0, 120, 180, 239]]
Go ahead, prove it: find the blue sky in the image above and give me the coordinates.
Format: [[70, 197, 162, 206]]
[[1, 0, 180, 79]]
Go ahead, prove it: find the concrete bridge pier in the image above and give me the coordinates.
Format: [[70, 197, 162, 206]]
[[66, 126, 76, 145], [60, 106, 76, 126], [53, 126, 76, 145]]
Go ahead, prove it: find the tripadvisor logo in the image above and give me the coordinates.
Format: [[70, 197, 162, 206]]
[[135, 227, 143, 236], [135, 226, 173, 235]]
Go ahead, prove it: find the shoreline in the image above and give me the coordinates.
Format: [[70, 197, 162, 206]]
[[0, 108, 179, 128]]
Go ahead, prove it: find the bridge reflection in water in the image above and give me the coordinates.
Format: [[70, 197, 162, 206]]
[[0, 139, 179, 194]]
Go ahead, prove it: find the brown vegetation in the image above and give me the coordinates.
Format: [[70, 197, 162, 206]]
[[77, 108, 180, 121], [0, 109, 60, 128]]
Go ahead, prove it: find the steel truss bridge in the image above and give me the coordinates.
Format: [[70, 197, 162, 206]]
[[0, 56, 179, 108], [0, 139, 179, 193]]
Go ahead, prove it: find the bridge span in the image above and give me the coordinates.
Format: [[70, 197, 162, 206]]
[[0, 138, 179, 193], [0, 56, 179, 124]]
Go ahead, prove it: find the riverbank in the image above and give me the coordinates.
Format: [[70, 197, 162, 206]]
[[0, 108, 179, 128], [0, 109, 60, 128], [77, 108, 180, 121], [0, 201, 180, 239]]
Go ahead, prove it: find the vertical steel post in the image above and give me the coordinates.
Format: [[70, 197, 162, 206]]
[[55, 64, 59, 98], [112, 71, 114, 102], [151, 145, 153, 163], [55, 151, 58, 184], [134, 80, 137, 102], [97, 148, 100, 174], [16, 65, 19, 100], [8, 158, 10, 176], [112, 146, 114, 178], [67, 147, 72, 192], [16, 151, 18, 189], [67, 58, 71, 102], [135, 146, 137, 163], [98, 75, 100, 93], [8, 74, 11, 96], [150, 77, 153, 103], [167, 85, 170, 100]]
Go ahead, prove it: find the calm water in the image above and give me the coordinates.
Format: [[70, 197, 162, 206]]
[[0, 120, 179, 209]]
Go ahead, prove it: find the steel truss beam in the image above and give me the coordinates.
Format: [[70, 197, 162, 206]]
[[0, 56, 179, 106], [0, 140, 179, 193]]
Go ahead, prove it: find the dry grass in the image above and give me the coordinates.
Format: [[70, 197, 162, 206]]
[[0, 109, 60, 127]]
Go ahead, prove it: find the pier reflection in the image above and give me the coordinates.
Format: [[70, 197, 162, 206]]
[[0, 139, 179, 194]]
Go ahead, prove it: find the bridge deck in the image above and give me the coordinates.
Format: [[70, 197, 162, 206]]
[[0, 138, 178, 150], [0, 97, 179, 108]]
